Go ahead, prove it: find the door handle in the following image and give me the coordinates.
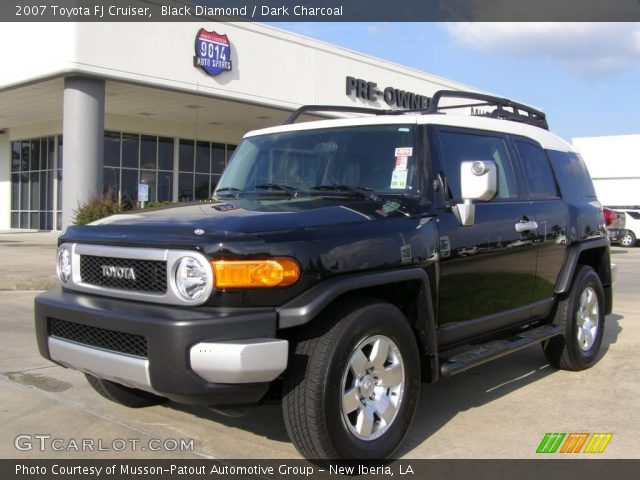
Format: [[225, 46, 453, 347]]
[[515, 220, 538, 233]]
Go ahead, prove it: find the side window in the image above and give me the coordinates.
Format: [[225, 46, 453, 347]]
[[515, 140, 559, 199], [547, 150, 596, 200], [438, 131, 518, 200]]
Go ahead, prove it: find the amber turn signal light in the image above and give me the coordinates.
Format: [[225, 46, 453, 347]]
[[212, 258, 301, 288]]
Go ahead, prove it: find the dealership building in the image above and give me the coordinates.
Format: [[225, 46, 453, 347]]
[[0, 21, 488, 230]]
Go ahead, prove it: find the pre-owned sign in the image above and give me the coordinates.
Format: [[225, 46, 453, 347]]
[[194, 29, 232, 76], [346, 76, 430, 110]]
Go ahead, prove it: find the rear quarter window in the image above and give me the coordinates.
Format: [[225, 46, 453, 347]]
[[546, 150, 596, 200]]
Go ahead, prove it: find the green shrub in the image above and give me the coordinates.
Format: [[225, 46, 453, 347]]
[[142, 201, 176, 208], [73, 193, 122, 225]]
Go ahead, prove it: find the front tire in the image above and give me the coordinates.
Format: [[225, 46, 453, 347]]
[[85, 374, 166, 408], [620, 230, 636, 247], [543, 266, 605, 371], [282, 298, 421, 460]]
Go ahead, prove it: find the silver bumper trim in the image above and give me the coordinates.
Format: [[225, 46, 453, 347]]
[[190, 339, 289, 384], [48, 337, 154, 393]]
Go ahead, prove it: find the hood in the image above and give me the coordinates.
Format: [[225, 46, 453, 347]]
[[60, 197, 414, 245]]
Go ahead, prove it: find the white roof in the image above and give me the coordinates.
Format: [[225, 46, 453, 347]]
[[245, 113, 574, 152]]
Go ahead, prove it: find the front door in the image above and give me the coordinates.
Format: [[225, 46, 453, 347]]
[[430, 127, 538, 346]]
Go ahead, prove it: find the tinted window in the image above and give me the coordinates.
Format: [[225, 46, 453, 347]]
[[627, 211, 640, 220], [439, 131, 518, 200], [515, 141, 559, 198], [547, 150, 596, 200]]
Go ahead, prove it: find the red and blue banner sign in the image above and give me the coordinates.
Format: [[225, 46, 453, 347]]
[[194, 29, 232, 76]]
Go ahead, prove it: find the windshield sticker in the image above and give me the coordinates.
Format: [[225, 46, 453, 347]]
[[390, 170, 408, 189], [395, 147, 413, 157], [395, 156, 408, 170], [213, 202, 239, 212], [376, 201, 401, 217], [439, 236, 451, 258], [400, 244, 412, 264]]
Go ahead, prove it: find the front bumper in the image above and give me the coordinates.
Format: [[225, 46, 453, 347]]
[[35, 288, 287, 405]]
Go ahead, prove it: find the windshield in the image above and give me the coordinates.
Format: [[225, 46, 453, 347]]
[[216, 125, 418, 198]]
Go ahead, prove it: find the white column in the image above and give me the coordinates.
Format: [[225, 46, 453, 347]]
[[0, 131, 11, 230], [172, 137, 179, 202], [61, 77, 105, 227]]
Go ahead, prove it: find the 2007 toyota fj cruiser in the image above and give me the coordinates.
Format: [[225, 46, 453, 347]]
[[35, 91, 615, 460]]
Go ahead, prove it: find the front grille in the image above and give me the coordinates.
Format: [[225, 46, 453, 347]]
[[79, 255, 167, 293], [48, 318, 148, 358]]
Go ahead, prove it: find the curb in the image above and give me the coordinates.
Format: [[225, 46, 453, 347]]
[[0, 275, 57, 291]]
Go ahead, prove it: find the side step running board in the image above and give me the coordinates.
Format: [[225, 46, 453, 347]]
[[440, 324, 564, 377]]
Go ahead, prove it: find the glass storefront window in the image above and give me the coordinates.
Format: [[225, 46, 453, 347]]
[[179, 139, 195, 172], [20, 141, 30, 171], [11, 141, 20, 172], [158, 137, 173, 171], [195, 173, 209, 200], [196, 141, 210, 173], [140, 135, 157, 170], [11, 173, 19, 210], [10, 135, 59, 230], [103, 167, 119, 199], [9, 131, 236, 230], [104, 131, 120, 167], [140, 170, 157, 202], [121, 168, 138, 208], [45, 137, 55, 170], [212, 143, 225, 174], [121, 133, 139, 169], [158, 171, 173, 201], [30, 139, 40, 171], [178, 172, 193, 202]]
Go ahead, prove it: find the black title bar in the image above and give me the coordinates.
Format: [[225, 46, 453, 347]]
[[3, 459, 640, 480], [1, 0, 640, 21]]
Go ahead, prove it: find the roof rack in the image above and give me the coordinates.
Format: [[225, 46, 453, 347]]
[[283, 90, 548, 130], [426, 90, 548, 130]]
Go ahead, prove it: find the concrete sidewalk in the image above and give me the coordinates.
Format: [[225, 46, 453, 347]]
[[0, 231, 59, 291]]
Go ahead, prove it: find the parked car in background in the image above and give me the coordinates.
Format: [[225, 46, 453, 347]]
[[607, 209, 640, 247]]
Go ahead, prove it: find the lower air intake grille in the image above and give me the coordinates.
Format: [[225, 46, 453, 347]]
[[48, 318, 148, 358]]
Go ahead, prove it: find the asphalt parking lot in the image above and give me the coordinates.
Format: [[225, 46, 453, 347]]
[[0, 246, 638, 460]]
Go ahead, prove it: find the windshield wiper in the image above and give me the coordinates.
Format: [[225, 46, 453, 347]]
[[214, 186, 244, 198], [254, 183, 298, 197], [310, 184, 379, 201]]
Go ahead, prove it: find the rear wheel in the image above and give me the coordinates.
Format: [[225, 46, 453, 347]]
[[282, 299, 421, 460], [543, 266, 605, 371], [620, 230, 636, 247], [85, 374, 166, 408]]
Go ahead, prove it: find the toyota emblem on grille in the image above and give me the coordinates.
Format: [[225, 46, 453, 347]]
[[101, 265, 136, 281]]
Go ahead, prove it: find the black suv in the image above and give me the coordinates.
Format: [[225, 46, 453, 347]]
[[35, 91, 615, 460]]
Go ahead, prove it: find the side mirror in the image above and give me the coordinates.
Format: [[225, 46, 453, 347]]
[[455, 160, 497, 226]]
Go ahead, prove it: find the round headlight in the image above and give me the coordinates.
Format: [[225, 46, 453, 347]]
[[175, 256, 209, 301], [56, 246, 72, 283]]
